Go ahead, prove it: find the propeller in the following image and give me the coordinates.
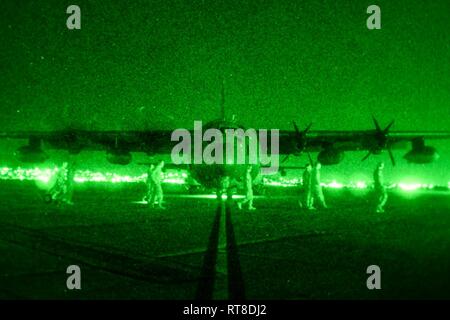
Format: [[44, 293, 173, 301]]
[[282, 121, 313, 163], [361, 116, 396, 166]]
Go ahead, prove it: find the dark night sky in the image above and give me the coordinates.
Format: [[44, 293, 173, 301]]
[[0, 0, 449, 183]]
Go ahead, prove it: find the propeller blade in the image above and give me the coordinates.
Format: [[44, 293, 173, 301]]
[[362, 151, 372, 162], [372, 116, 382, 132], [293, 121, 301, 136], [291, 121, 312, 160], [384, 120, 395, 133], [387, 148, 396, 166], [303, 122, 313, 134]]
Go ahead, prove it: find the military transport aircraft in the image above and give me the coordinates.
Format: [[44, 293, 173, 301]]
[[1, 85, 450, 193], [1, 113, 449, 194]]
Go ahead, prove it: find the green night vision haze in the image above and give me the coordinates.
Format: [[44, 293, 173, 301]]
[[0, 0, 449, 184]]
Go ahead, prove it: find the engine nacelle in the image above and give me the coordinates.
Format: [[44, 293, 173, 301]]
[[403, 146, 439, 164], [15, 145, 48, 163], [318, 148, 344, 165], [106, 149, 132, 165]]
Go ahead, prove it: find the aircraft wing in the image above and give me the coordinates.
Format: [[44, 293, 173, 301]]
[[0, 130, 177, 155], [2, 126, 450, 166], [2, 128, 450, 154], [277, 130, 450, 154]]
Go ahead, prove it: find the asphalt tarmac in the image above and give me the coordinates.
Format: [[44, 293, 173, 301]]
[[0, 181, 449, 299]]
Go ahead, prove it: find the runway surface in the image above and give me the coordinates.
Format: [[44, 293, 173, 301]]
[[0, 180, 449, 299]]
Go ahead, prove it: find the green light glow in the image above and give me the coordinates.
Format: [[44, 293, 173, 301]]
[[0, 166, 187, 185], [262, 177, 299, 187], [0, 166, 448, 191], [396, 183, 435, 192], [323, 180, 344, 189], [355, 181, 367, 189], [131, 194, 246, 203], [185, 194, 246, 200]]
